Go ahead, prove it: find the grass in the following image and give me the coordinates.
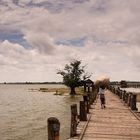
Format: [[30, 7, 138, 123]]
[[39, 87, 85, 95]]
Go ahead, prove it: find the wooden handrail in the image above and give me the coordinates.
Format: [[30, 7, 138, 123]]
[[109, 85, 138, 111]]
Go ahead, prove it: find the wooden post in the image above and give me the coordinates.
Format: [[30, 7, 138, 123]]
[[92, 88, 97, 103], [115, 88, 117, 96], [110, 86, 112, 92], [120, 90, 123, 99], [122, 90, 126, 101], [48, 117, 60, 140], [83, 95, 89, 113], [119, 90, 122, 99], [113, 87, 116, 94], [130, 94, 137, 111], [112, 86, 114, 93], [117, 88, 120, 96], [95, 88, 98, 100], [93, 91, 96, 103], [70, 104, 78, 137], [125, 93, 129, 104], [91, 91, 95, 104], [117, 87, 120, 98], [116, 88, 117, 95], [87, 93, 92, 107], [109, 86, 111, 91], [127, 93, 132, 106], [79, 101, 87, 121]]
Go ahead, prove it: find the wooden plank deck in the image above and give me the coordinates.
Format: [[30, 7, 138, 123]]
[[69, 90, 140, 140], [81, 90, 140, 140]]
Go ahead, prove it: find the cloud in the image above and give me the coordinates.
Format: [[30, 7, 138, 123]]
[[0, 40, 62, 82], [23, 32, 55, 54], [0, 40, 33, 67], [0, 0, 140, 82]]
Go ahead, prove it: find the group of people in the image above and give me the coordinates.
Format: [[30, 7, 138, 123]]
[[98, 86, 106, 109]]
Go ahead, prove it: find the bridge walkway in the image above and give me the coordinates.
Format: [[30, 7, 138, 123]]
[[82, 90, 140, 140]]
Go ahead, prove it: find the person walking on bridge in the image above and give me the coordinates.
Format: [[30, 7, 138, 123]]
[[98, 86, 106, 109]]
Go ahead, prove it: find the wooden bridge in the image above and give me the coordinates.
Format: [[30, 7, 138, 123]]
[[79, 90, 140, 140], [68, 89, 140, 140], [47, 86, 140, 140]]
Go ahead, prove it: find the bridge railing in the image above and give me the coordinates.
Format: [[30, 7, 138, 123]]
[[108, 86, 138, 111], [47, 87, 98, 140], [110, 82, 140, 88], [127, 83, 140, 88]]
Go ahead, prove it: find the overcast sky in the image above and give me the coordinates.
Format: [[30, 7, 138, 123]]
[[0, 0, 140, 82]]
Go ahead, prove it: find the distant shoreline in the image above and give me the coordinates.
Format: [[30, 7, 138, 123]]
[[0, 82, 63, 85], [1, 81, 140, 85]]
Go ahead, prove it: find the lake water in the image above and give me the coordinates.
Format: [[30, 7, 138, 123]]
[[0, 85, 140, 140], [0, 84, 82, 140]]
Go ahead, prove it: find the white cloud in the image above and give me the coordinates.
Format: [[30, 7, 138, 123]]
[[0, 0, 140, 82], [23, 32, 55, 54]]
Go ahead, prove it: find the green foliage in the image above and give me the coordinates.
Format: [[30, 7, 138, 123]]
[[57, 60, 91, 94]]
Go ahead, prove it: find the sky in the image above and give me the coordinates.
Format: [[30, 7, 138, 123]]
[[0, 0, 140, 82]]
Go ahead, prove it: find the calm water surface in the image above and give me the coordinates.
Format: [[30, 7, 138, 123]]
[[0, 84, 82, 140]]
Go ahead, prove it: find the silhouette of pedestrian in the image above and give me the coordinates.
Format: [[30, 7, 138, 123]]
[[98, 86, 106, 109]]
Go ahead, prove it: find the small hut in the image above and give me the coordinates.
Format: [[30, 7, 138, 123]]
[[84, 79, 94, 93]]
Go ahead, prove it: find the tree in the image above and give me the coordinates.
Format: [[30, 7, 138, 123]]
[[57, 60, 91, 95]]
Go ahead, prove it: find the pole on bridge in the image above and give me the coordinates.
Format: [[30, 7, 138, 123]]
[[122, 90, 126, 101], [70, 104, 78, 137], [83, 95, 89, 113], [48, 117, 60, 140], [79, 101, 87, 121], [127, 93, 132, 106], [125, 93, 129, 104], [130, 94, 138, 111], [87, 93, 92, 107], [119, 90, 122, 99]]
